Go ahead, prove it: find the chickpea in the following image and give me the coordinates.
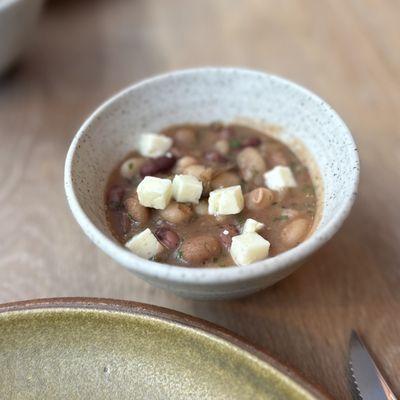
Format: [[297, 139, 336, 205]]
[[245, 188, 274, 210], [124, 194, 150, 225], [237, 147, 266, 181], [140, 155, 176, 177], [211, 172, 241, 190], [160, 202, 193, 224], [175, 156, 198, 173], [120, 157, 144, 179], [280, 218, 309, 248], [174, 128, 197, 147], [180, 235, 221, 265], [183, 164, 214, 193], [214, 139, 230, 155]]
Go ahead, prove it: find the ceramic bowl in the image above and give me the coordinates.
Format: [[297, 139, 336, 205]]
[[0, 297, 330, 399], [0, 0, 44, 75], [65, 68, 359, 300]]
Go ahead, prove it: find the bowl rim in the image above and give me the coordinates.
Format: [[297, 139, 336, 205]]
[[0, 0, 35, 12], [0, 297, 332, 399], [64, 67, 360, 286]]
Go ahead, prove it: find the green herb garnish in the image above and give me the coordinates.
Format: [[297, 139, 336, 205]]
[[176, 250, 183, 259], [274, 215, 289, 222], [229, 139, 241, 149], [236, 213, 246, 225]]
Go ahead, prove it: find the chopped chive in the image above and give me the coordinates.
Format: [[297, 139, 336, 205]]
[[229, 139, 241, 149], [274, 215, 289, 222], [236, 214, 246, 224]]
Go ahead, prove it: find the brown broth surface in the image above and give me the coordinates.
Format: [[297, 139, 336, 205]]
[[105, 124, 317, 267]]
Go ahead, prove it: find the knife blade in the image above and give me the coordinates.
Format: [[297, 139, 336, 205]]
[[349, 330, 397, 400]]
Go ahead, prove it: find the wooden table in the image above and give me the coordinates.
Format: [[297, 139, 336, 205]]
[[0, 1, 399, 398]]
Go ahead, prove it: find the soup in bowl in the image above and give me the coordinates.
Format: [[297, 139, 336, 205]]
[[65, 68, 359, 299]]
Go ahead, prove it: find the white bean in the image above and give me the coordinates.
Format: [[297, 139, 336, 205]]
[[120, 158, 144, 179]]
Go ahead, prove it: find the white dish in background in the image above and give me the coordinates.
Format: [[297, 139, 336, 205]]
[[0, 0, 44, 75], [65, 68, 359, 300]]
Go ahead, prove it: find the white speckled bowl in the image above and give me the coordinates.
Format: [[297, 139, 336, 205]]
[[0, 0, 44, 75], [65, 68, 359, 300]]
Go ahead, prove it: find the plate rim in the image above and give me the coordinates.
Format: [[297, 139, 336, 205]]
[[0, 297, 332, 399]]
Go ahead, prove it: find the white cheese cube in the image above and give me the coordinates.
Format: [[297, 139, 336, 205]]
[[208, 185, 244, 215], [125, 228, 163, 259], [263, 166, 297, 191], [137, 176, 172, 209], [242, 218, 264, 233], [138, 133, 172, 158], [172, 174, 203, 203], [230, 233, 270, 266]]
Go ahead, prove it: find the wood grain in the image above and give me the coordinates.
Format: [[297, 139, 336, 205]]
[[0, 1, 399, 398]]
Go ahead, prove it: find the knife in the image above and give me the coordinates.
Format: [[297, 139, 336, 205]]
[[349, 330, 397, 400]]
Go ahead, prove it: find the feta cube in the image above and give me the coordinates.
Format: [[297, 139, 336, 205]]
[[172, 174, 203, 203], [208, 185, 244, 215], [230, 233, 270, 266], [242, 218, 264, 233], [138, 133, 172, 158], [263, 166, 297, 191], [137, 176, 172, 209], [125, 228, 163, 259]]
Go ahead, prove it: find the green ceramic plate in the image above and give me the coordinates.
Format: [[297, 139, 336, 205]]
[[0, 298, 329, 399]]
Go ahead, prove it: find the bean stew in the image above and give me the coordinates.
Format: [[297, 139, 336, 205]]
[[105, 123, 317, 267]]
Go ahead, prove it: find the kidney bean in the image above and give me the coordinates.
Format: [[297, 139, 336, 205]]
[[204, 150, 228, 163], [219, 224, 239, 248], [155, 227, 180, 250], [140, 155, 176, 177], [241, 137, 261, 148], [107, 185, 125, 208]]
